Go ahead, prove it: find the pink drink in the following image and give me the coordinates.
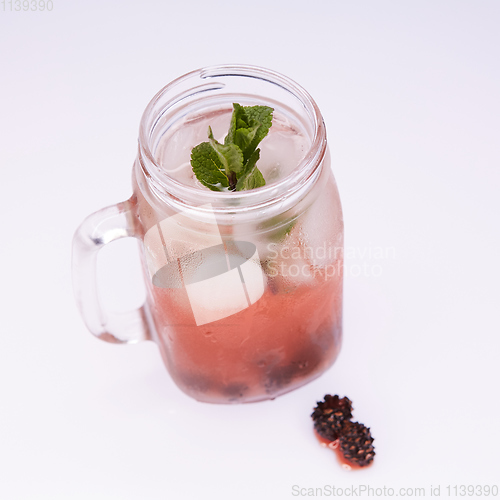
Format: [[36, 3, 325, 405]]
[[73, 66, 343, 404], [134, 107, 344, 403], [150, 271, 342, 403]]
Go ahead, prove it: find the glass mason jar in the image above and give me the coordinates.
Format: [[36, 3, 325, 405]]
[[72, 65, 344, 404]]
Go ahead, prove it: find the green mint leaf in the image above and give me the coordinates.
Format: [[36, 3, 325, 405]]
[[234, 125, 260, 160], [207, 127, 244, 175], [190, 103, 273, 191], [236, 149, 265, 191], [240, 166, 266, 191], [226, 104, 273, 163], [225, 103, 247, 145], [190, 141, 229, 191], [242, 105, 274, 158]]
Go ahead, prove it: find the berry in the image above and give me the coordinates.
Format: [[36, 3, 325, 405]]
[[339, 421, 375, 467], [311, 395, 353, 441]]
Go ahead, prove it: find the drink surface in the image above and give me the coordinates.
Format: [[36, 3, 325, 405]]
[[155, 108, 310, 189]]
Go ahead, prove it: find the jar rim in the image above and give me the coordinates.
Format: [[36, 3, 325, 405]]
[[138, 64, 327, 214]]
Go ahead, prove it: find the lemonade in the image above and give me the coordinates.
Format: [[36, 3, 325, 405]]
[[73, 66, 344, 403], [155, 107, 310, 191], [135, 106, 344, 403]]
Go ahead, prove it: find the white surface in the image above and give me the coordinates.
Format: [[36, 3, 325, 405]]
[[1, 1, 499, 499]]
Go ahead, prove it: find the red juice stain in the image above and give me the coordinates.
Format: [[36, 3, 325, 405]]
[[314, 429, 373, 471]]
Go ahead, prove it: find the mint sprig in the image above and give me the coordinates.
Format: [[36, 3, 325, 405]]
[[190, 104, 273, 191]]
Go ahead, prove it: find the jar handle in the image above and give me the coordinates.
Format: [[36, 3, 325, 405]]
[[72, 199, 151, 344]]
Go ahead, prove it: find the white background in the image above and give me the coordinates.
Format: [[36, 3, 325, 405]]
[[1, 1, 499, 499]]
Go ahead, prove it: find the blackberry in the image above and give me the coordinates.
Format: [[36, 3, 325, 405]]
[[311, 395, 353, 440], [339, 421, 375, 467]]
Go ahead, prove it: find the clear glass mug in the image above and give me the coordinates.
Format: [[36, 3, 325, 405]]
[[72, 65, 344, 404]]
